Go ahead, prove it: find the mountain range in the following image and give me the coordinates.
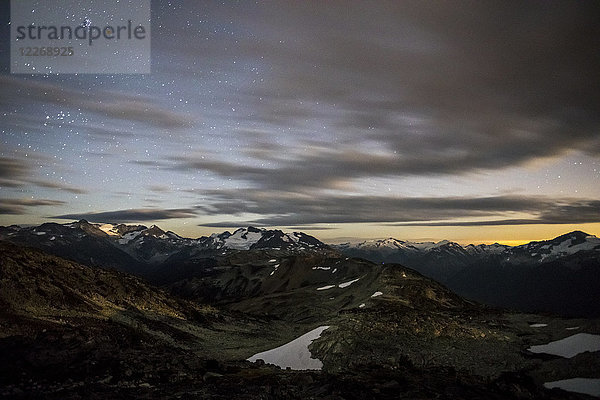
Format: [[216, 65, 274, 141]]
[[334, 231, 600, 317], [2, 229, 598, 399], [1, 221, 598, 317], [0, 221, 329, 273]]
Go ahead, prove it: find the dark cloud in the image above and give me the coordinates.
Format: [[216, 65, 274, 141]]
[[197, 222, 260, 228], [51, 208, 198, 223], [29, 180, 88, 195], [286, 226, 336, 231], [193, 189, 600, 227], [0, 198, 66, 215], [0, 156, 30, 187], [0, 76, 193, 129], [198, 222, 336, 231], [389, 198, 600, 226], [0, 155, 87, 194], [161, 1, 600, 190], [2, 2, 600, 234]]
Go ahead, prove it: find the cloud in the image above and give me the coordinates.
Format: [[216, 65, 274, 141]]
[[197, 222, 260, 228], [51, 208, 198, 223], [0, 156, 88, 194], [0, 76, 193, 129], [0, 156, 30, 187], [160, 1, 600, 190], [198, 222, 336, 231], [286, 226, 336, 231], [3, 2, 600, 232], [193, 189, 600, 227], [147, 185, 171, 193], [29, 180, 88, 194], [0, 198, 66, 215]]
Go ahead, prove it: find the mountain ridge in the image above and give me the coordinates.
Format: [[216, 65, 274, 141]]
[[1, 222, 599, 317], [333, 230, 600, 317], [0, 221, 332, 270]]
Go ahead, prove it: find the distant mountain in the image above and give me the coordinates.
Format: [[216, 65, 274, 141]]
[[0, 220, 144, 273], [334, 231, 600, 317], [2, 221, 599, 317], [337, 231, 599, 260], [203, 226, 328, 251], [335, 237, 479, 281], [0, 221, 330, 275]]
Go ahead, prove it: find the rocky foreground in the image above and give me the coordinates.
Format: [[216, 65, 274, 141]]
[[0, 241, 598, 399]]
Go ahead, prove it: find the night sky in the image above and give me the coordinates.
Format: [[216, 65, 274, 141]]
[[1, 1, 600, 244]]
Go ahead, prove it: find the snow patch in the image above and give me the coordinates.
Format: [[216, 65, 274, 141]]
[[222, 228, 263, 250], [544, 378, 600, 397], [545, 235, 600, 258], [312, 266, 331, 271], [566, 327, 580, 331], [530, 323, 548, 328], [338, 278, 360, 288], [99, 224, 119, 236], [118, 230, 142, 244], [528, 333, 600, 358], [317, 285, 335, 291], [33, 231, 46, 235], [269, 264, 280, 276], [247, 326, 330, 370], [359, 303, 366, 308], [371, 291, 383, 298]]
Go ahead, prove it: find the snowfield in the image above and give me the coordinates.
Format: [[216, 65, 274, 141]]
[[544, 378, 600, 397], [247, 326, 330, 370], [528, 333, 600, 358], [222, 229, 263, 250]]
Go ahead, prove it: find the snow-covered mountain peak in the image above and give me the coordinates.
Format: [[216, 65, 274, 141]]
[[520, 230, 600, 260], [207, 226, 327, 251], [141, 225, 166, 237], [98, 224, 120, 236], [359, 238, 406, 249], [219, 227, 264, 250], [464, 243, 509, 255], [344, 237, 468, 253]]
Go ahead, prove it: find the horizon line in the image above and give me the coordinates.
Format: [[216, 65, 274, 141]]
[[1, 218, 596, 248]]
